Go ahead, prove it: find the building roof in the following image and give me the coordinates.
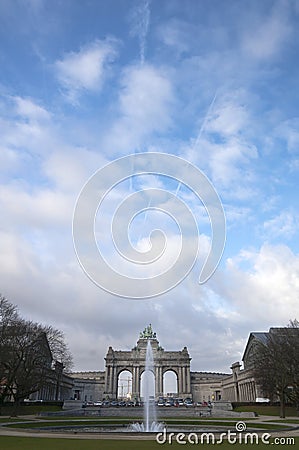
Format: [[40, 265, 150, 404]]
[[241, 332, 269, 365]]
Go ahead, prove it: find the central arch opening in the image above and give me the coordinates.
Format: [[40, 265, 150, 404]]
[[140, 370, 155, 401], [117, 370, 132, 400], [163, 370, 178, 397]]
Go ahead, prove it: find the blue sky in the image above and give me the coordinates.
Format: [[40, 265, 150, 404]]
[[1, 0, 299, 380]]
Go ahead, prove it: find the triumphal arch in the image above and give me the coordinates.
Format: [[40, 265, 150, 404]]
[[104, 325, 192, 400]]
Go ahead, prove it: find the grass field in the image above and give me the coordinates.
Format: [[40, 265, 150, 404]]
[[4, 419, 291, 430], [1, 404, 298, 449], [264, 418, 299, 424], [0, 436, 297, 450], [234, 405, 298, 417], [0, 405, 62, 416]]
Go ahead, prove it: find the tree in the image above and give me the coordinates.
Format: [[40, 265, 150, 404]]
[[286, 320, 299, 413], [0, 295, 73, 409], [0, 295, 20, 403], [4, 320, 53, 409], [42, 325, 73, 372], [253, 320, 299, 418]]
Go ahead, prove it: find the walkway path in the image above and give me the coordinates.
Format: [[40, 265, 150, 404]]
[[0, 415, 298, 440]]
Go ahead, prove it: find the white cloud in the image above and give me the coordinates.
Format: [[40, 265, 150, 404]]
[[0, 95, 56, 158], [54, 39, 118, 102], [205, 97, 249, 137], [0, 183, 73, 229], [209, 138, 257, 187], [262, 210, 299, 240], [43, 147, 107, 191], [14, 96, 50, 121], [223, 244, 299, 324], [156, 18, 192, 55], [241, 4, 292, 60], [119, 64, 173, 129], [185, 92, 259, 197], [0, 146, 20, 174], [275, 118, 299, 153], [103, 64, 174, 154]]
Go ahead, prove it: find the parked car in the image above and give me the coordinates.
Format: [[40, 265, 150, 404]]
[[157, 397, 165, 406], [185, 400, 193, 407], [126, 401, 135, 407], [110, 401, 118, 407]]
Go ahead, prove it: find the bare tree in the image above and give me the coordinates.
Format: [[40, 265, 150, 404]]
[[0, 295, 19, 325], [4, 321, 53, 409], [0, 295, 20, 403], [286, 320, 299, 413], [0, 295, 73, 409], [253, 320, 299, 417], [42, 325, 73, 372]]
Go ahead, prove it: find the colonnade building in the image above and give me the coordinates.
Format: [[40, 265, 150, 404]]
[[68, 325, 267, 404]]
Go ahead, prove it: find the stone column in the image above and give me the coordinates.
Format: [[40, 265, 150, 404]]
[[104, 366, 109, 393], [136, 366, 140, 399], [182, 366, 186, 394], [112, 366, 117, 399], [252, 381, 257, 401], [186, 366, 191, 394], [249, 382, 253, 401], [159, 367, 163, 396], [109, 365, 113, 397], [132, 366, 136, 397], [176, 367, 180, 394], [178, 367, 183, 395], [241, 384, 245, 401], [155, 366, 160, 398]]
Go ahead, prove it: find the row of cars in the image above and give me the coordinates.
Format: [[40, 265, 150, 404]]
[[157, 398, 213, 408], [84, 400, 142, 407], [84, 398, 213, 408], [157, 397, 193, 407]]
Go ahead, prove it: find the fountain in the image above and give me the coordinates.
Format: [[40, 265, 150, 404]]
[[131, 339, 163, 432]]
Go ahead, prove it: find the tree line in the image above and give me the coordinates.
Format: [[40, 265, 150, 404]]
[[0, 294, 73, 408], [253, 319, 299, 417]]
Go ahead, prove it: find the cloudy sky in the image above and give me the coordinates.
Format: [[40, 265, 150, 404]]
[[1, 0, 299, 377]]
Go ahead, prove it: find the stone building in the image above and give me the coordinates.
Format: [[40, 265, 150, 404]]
[[104, 325, 192, 400], [69, 325, 295, 404], [68, 325, 253, 403], [70, 371, 105, 403]]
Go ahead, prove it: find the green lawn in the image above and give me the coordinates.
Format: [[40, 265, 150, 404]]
[[0, 405, 62, 416], [4, 418, 291, 431], [264, 418, 299, 424], [0, 417, 35, 423], [0, 436, 297, 450], [234, 405, 298, 417]]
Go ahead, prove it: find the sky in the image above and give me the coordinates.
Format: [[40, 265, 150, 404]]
[[1, 0, 299, 380]]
